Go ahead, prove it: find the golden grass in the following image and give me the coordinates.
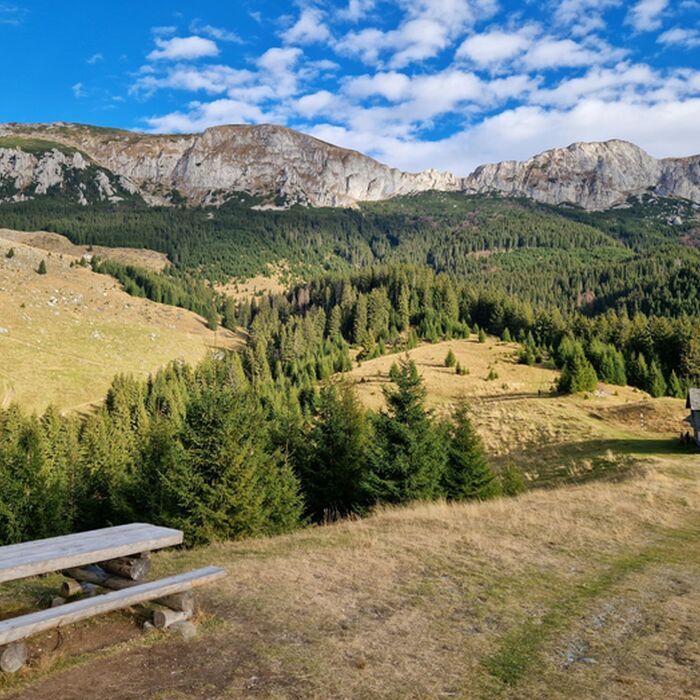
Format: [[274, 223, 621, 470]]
[[0, 236, 241, 412], [2, 457, 698, 699], [0, 229, 169, 272], [345, 339, 689, 475]]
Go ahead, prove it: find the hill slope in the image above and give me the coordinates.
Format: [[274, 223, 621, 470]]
[[0, 231, 239, 411], [1, 452, 697, 699]]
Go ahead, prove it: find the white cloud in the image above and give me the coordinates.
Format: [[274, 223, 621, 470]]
[[338, 0, 377, 21], [626, 0, 669, 31], [148, 36, 219, 61], [132, 64, 254, 96], [344, 72, 412, 101], [658, 27, 700, 48], [145, 98, 271, 133], [522, 38, 618, 70], [189, 21, 242, 43], [87, 52, 103, 64], [335, 0, 499, 68], [456, 29, 533, 66], [282, 8, 333, 45], [72, 82, 86, 98]]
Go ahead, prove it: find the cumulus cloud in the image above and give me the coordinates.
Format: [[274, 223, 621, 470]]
[[658, 27, 700, 48], [282, 8, 333, 45], [626, 0, 669, 31], [456, 29, 534, 67], [148, 36, 219, 61], [145, 98, 271, 132]]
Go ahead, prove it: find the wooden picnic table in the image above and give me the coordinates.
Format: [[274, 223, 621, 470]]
[[0, 523, 225, 674], [0, 523, 183, 583]]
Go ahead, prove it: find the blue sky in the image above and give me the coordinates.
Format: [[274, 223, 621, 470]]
[[1, 0, 699, 174]]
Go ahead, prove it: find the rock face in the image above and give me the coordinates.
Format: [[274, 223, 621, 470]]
[[0, 123, 461, 207], [1, 123, 699, 210], [0, 140, 137, 205], [463, 140, 700, 210]]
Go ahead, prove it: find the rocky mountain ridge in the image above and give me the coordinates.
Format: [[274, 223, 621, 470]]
[[1, 122, 699, 210]]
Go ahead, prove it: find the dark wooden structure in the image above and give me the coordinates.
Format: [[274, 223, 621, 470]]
[[686, 389, 700, 447]]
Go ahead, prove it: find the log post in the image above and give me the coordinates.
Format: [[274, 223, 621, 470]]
[[100, 556, 151, 581], [60, 579, 84, 597], [0, 642, 28, 673], [152, 606, 191, 629]]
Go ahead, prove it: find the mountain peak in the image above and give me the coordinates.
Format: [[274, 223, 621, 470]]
[[1, 122, 699, 210]]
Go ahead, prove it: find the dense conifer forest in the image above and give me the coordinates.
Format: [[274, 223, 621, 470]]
[[2, 193, 700, 546]]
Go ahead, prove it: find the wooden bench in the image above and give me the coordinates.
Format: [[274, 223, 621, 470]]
[[0, 524, 225, 674]]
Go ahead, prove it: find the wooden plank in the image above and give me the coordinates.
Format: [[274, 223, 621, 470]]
[[0, 566, 226, 646], [0, 524, 183, 583]]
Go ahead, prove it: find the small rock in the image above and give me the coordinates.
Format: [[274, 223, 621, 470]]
[[51, 596, 66, 608], [142, 621, 155, 632], [170, 620, 197, 640]]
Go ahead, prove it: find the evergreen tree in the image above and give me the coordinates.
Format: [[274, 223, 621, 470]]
[[558, 343, 598, 393], [444, 349, 457, 367], [648, 360, 666, 398], [442, 399, 497, 500], [478, 328, 487, 343], [366, 358, 446, 503], [37, 259, 47, 275], [502, 327, 512, 342], [5, 247, 14, 258], [668, 369, 684, 398], [300, 384, 370, 520]]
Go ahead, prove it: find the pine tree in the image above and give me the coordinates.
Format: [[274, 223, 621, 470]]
[[366, 358, 446, 503], [300, 384, 370, 520], [668, 369, 684, 398], [478, 328, 487, 343], [442, 400, 497, 500], [37, 259, 47, 275], [648, 360, 666, 398], [5, 247, 14, 259], [444, 349, 457, 367], [558, 343, 598, 393], [502, 327, 512, 342]]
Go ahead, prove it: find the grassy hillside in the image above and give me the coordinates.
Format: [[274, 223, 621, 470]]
[[1, 453, 697, 698], [0, 232, 239, 412], [345, 337, 688, 484], [0, 338, 697, 698]]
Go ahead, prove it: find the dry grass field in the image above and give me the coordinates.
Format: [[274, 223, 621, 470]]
[[0, 453, 697, 699], [345, 338, 689, 484], [0, 229, 170, 272], [0, 233, 240, 412]]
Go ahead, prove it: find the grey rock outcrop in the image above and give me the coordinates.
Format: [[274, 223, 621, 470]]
[[1, 123, 699, 210]]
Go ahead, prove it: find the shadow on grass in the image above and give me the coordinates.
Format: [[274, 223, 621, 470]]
[[493, 436, 698, 490]]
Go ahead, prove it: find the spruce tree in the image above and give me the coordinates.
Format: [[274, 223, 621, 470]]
[[478, 328, 487, 343], [558, 343, 598, 393], [300, 384, 370, 520], [648, 360, 666, 398], [367, 358, 446, 503], [37, 259, 47, 275], [668, 369, 684, 399], [444, 349, 457, 367], [442, 400, 497, 500]]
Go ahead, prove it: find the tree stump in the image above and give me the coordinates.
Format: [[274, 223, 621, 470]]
[[0, 642, 28, 673]]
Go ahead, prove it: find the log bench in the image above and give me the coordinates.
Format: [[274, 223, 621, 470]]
[[0, 524, 225, 673]]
